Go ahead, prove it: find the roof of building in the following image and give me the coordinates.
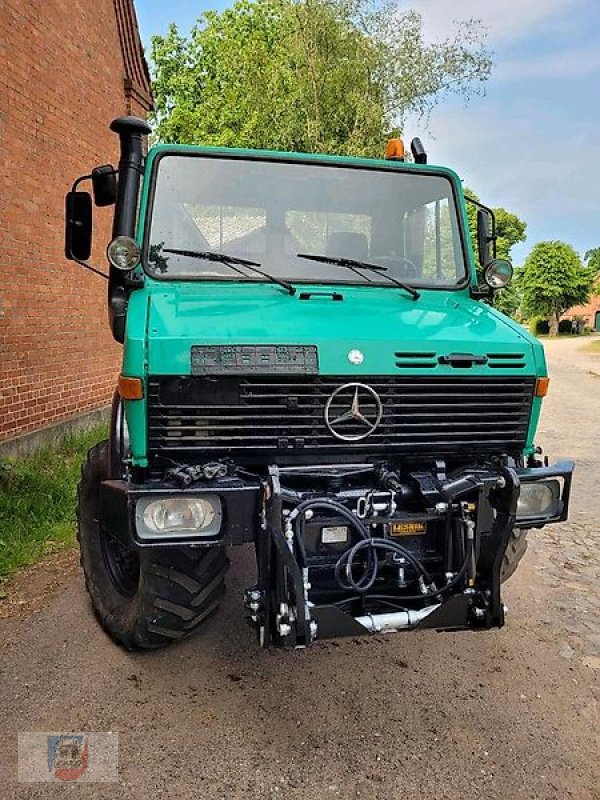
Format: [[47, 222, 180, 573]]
[[114, 0, 153, 112]]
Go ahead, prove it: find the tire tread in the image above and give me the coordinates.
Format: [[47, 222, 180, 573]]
[[77, 440, 227, 650]]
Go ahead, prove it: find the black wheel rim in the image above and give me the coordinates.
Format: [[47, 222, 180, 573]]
[[100, 527, 140, 598]]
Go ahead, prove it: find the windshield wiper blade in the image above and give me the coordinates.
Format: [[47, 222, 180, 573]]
[[296, 253, 420, 300], [163, 248, 296, 295]]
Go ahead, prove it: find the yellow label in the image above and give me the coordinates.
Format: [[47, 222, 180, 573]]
[[390, 521, 427, 536]]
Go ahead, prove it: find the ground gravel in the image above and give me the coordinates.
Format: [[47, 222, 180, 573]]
[[0, 336, 598, 799]]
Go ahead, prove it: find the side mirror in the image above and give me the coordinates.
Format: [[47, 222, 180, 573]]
[[477, 208, 492, 266], [92, 165, 117, 207], [65, 190, 92, 261]]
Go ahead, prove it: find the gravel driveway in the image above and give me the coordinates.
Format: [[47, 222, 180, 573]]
[[1, 336, 598, 799]]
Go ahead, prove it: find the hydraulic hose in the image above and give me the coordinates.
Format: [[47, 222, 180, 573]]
[[334, 537, 435, 593], [289, 495, 465, 599], [334, 537, 474, 609], [290, 496, 436, 594]]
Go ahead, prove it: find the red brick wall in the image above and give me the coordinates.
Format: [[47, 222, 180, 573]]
[[562, 300, 600, 330], [0, 0, 150, 442]]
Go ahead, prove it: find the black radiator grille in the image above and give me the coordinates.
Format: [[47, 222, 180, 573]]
[[147, 375, 535, 466]]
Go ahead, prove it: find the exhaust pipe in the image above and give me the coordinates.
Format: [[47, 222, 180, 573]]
[[108, 116, 152, 342]]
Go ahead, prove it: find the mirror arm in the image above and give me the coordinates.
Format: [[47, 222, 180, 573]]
[[71, 173, 92, 192], [469, 285, 493, 301], [465, 195, 497, 256], [70, 255, 109, 280]]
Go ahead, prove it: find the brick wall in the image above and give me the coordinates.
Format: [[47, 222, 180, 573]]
[[562, 300, 600, 331], [0, 0, 151, 442]]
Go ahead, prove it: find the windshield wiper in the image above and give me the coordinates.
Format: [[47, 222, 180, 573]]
[[163, 248, 296, 295], [296, 253, 420, 300]]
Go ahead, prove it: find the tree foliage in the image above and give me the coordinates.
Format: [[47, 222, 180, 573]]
[[520, 241, 595, 335], [150, 0, 491, 155], [584, 247, 600, 277], [462, 187, 527, 317], [463, 188, 527, 267]]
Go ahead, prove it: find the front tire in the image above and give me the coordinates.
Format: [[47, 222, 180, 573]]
[[500, 528, 528, 583], [77, 440, 227, 649]]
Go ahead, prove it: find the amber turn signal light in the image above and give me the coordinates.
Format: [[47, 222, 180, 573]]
[[118, 375, 144, 400], [535, 377, 550, 397], [385, 138, 405, 160]]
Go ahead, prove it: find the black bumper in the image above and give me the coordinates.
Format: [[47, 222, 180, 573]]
[[100, 477, 261, 548], [99, 459, 574, 550]]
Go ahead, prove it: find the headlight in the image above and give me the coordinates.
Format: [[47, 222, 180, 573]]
[[107, 235, 141, 271], [516, 480, 560, 520], [484, 258, 513, 289], [136, 495, 222, 540]]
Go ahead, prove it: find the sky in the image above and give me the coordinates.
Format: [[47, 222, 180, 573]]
[[135, 0, 600, 264]]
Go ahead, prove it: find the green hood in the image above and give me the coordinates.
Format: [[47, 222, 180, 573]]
[[137, 283, 543, 377]]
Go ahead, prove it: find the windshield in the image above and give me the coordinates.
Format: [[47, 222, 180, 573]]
[[145, 153, 468, 288]]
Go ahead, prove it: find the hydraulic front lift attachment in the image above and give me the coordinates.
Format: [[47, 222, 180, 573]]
[[247, 467, 314, 648], [246, 463, 524, 648]]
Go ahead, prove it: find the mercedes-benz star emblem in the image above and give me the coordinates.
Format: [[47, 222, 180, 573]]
[[324, 383, 383, 441]]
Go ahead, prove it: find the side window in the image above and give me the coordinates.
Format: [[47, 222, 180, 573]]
[[404, 198, 461, 282]]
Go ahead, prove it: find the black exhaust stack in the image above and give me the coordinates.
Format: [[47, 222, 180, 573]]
[[108, 116, 152, 342]]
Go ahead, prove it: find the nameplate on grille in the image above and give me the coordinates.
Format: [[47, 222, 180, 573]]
[[191, 345, 319, 375]]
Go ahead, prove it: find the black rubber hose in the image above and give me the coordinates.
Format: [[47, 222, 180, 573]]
[[290, 497, 438, 596], [333, 539, 474, 614], [291, 498, 371, 538], [291, 497, 376, 585], [335, 537, 435, 594]]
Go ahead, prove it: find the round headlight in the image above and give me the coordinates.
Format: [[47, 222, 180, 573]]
[[143, 497, 217, 533], [107, 236, 141, 271], [484, 258, 513, 289]]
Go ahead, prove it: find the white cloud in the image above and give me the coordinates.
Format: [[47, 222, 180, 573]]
[[406, 0, 585, 44], [496, 46, 600, 80]]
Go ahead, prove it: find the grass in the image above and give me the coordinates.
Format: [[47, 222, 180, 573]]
[[582, 338, 600, 354], [0, 425, 107, 581]]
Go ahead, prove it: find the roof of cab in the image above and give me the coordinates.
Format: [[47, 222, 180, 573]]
[[146, 142, 463, 183]]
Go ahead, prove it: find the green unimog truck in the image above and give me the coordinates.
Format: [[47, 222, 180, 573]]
[[66, 117, 573, 649]]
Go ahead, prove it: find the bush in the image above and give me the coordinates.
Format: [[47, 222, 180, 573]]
[[558, 319, 574, 334], [533, 318, 550, 335]]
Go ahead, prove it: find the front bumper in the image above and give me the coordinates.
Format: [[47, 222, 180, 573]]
[[99, 459, 574, 550]]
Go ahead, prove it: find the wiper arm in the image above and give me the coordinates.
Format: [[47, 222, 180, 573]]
[[163, 248, 296, 295], [296, 253, 420, 300]]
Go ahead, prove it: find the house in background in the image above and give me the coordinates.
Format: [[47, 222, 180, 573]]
[[562, 299, 600, 333], [0, 0, 153, 453]]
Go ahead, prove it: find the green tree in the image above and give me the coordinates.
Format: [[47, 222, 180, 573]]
[[584, 247, 600, 275], [494, 207, 527, 261], [584, 247, 600, 301], [462, 187, 527, 317], [463, 188, 527, 267], [150, 0, 491, 155], [520, 241, 595, 335]]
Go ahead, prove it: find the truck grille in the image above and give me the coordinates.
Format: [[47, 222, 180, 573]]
[[147, 375, 535, 468]]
